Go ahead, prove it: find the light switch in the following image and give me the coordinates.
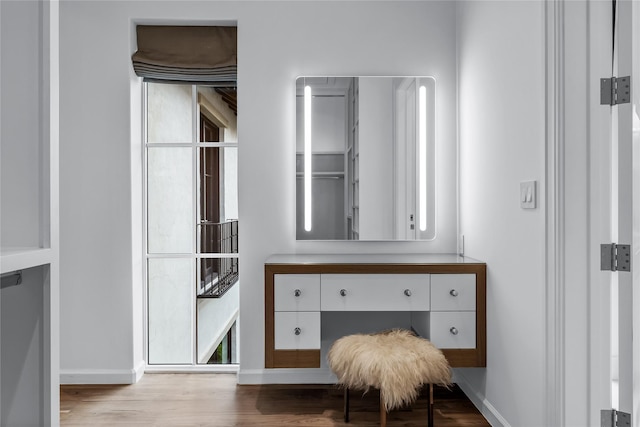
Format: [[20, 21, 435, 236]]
[[520, 181, 536, 209]]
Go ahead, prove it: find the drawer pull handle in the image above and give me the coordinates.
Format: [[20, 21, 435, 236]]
[[450, 327, 459, 335], [404, 289, 412, 297], [294, 327, 301, 336], [450, 289, 459, 297], [294, 289, 301, 297], [340, 289, 347, 297]]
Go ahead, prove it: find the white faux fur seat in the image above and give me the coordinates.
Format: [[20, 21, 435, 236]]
[[327, 329, 451, 426]]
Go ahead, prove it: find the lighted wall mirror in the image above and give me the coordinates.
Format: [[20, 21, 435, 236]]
[[296, 76, 436, 240]]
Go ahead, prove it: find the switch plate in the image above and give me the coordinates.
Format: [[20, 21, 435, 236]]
[[520, 181, 536, 209]]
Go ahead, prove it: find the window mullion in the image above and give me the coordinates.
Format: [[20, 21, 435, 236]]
[[142, 82, 149, 366], [191, 84, 198, 366], [195, 142, 238, 148]]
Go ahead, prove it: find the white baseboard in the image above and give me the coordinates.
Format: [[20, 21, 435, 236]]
[[238, 368, 337, 385], [145, 364, 238, 373], [61, 360, 145, 385], [454, 370, 511, 427], [133, 359, 145, 382]]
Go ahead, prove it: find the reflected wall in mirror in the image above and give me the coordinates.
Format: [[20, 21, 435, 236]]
[[296, 76, 436, 240]]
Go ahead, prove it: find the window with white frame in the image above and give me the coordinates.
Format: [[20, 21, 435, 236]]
[[144, 82, 239, 365]]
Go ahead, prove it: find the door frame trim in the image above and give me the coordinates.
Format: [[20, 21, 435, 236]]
[[544, 1, 565, 425]]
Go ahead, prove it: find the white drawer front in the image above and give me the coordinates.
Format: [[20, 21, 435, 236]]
[[274, 312, 321, 350], [274, 274, 321, 312], [430, 311, 476, 349], [321, 274, 430, 311], [430, 274, 476, 311]]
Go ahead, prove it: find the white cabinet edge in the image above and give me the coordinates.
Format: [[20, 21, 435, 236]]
[[0, 247, 54, 274]]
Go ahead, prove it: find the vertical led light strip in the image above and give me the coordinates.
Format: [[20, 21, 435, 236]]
[[304, 85, 312, 231], [418, 85, 427, 232]]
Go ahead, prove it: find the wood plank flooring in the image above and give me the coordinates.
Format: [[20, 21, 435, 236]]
[[61, 373, 490, 426]]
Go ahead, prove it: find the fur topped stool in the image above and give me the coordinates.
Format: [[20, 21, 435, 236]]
[[327, 329, 451, 427]]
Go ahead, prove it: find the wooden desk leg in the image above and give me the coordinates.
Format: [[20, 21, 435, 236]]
[[344, 387, 350, 422], [427, 384, 434, 427], [380, 393, 387, 427]]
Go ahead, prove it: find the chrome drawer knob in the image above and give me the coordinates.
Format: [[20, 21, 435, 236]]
[[294, 289, 301, 297], [450, 327, 459, 335], [340, 289, 347, 297], [294, 327, 301, 336], [404, 289, 412, 297], [450, 289, 459, 297]]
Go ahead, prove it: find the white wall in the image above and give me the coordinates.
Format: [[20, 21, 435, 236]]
[[147, 146, 193, 254], [147, 83, 192, 143], [60, 1, 143, 383], [59, 0, 458, 384], [147, 258, 193, 364], [457, 1, 546, 426]]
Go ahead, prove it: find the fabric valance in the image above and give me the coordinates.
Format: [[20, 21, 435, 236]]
[[132, 25, 237, 86]]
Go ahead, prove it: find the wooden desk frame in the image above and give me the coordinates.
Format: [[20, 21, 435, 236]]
[[265, 262, 486, 369]]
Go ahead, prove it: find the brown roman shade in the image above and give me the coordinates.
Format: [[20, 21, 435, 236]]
[[132, 25, 237, 85]]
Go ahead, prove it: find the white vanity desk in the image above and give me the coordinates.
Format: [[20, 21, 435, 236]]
[[265, 254, 486, 369]]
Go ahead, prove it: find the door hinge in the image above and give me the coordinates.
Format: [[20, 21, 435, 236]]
[[601, 409, 630, 427], [601, 243, 631, 272], [600, 76, 631, 105]]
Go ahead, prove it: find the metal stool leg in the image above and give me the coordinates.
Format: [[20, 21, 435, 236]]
[[427, 384, 434, 427], [344, 387, 350, 422]]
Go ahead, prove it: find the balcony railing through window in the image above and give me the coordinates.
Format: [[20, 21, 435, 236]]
[[198, 220, 238, 298]]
